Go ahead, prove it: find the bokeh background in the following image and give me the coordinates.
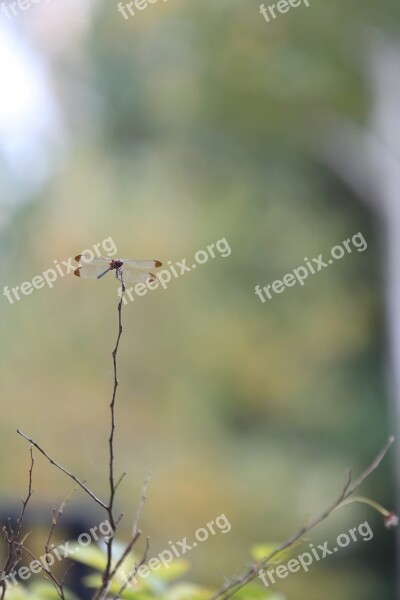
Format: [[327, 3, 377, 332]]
[[0, 0, 399, 599]]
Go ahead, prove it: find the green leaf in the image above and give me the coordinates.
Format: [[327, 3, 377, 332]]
[[148, 559, 190, 583], [2, 588, 32, 600], [251, 538, 303, 565], [164, 582, 212, 600], [224, 582, 281, 600], [251, 544, 280, 563], [68, 543, 108, 571]]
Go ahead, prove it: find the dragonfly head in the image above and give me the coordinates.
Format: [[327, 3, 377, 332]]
[[110, 259, 124, 270]]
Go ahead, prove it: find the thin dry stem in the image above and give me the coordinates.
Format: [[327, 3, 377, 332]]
[[17, 430, 107, 510], [15, 269, 146, 600], [112, 537, 150, 600], [210, 436, 395, 600], [22, 544, 67, 600], [94, 271, 126, 600], [0, 448, 35, 600]]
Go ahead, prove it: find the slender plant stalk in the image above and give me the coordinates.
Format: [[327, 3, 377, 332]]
[[96, 273, 126, 599], [0, 448, 35, 600], [17, 272, 145, 600], [210, 435, 395, 600]]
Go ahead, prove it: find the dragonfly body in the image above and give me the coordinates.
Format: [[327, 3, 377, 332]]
[[74, 255, 162, 283]]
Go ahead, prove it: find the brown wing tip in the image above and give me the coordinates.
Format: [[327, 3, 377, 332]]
[[148, 273, 156, 282], [155, 260, 162, 268], [75, 255, 81, 262], [74, 268, 81, 277]]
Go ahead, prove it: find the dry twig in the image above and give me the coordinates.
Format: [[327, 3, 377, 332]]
[[210, 435, 395, 600], [0, 447, 35, 600], [16, 271, 146, 600]]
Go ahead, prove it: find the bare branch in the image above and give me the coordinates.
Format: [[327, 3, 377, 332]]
[[94, 271, 129, 600], [22, 544, 67, 600], [16, 447, 35, 538], [14, 269, 148, 600], [112, 537, 150, 600], [45, 486, 78, 555], [109, 530, 141, 581], [210, 436, 395, 600], [17, 430, 107, 510], [0, 447, 35, 600], [133, 473, 151, 538], [115, 472, 127, 493]]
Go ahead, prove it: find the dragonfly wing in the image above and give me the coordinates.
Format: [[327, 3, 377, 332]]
[[121, 259, 162, 269], [119, 268, 156, 284], [75, 255, 111, 266], [74, 264, 111, 279]]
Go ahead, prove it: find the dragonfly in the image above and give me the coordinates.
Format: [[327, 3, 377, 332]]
[[74, 255, 162, 283]]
